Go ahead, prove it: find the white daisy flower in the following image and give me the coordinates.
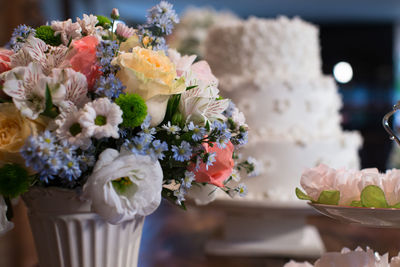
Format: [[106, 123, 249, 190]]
[[231, 169, 241, 182], [79, 98, 123, 139], [76, 14, 99, 36], [161, 121, 181, 134], [55, 106, 92, 150], [237, 183, 248, 197], [51, 19, 82, 45], [115, 23, 135, 39]]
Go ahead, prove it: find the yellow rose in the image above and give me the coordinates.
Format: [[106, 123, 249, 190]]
[[0, 103, 44, 167], [114, 47, 185, 126]]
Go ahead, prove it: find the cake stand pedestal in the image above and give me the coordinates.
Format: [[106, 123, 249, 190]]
[[201, 199, 325, 258]]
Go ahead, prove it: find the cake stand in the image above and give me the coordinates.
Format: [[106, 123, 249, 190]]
[[201, 198, 325, 258], [308, 102, 400, 229], [309, 203, 400, 228]]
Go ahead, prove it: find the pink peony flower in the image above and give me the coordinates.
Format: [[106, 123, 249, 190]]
[[66, 36, 101, 90], [189, 141, 234, 187], [0, 49, 13, 74]]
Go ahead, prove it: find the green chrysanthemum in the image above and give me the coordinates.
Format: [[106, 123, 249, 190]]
[[96, 15, 111, 29], [0, 164, 30, 198], [115, 93, 147, 128], [35, 25, 62, 46]]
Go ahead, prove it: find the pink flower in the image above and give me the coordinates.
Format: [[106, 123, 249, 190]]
[[300, 164, 337, 201], [189, 141, 234, 187], [0, 49, 13, 74], [167, 49, 196, 77], [116, 23, 135, 39], [0, 49, 13, 99], [191, 60, 218, 86], [66, 36, 101, 90]]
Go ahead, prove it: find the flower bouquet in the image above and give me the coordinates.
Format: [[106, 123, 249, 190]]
[[0, 2, 255, 266]]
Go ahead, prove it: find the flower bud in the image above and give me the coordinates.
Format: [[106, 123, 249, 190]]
[[111, 8, 120, 20]]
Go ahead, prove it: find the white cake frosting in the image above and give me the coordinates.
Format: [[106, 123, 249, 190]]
[[205, 16, 362, 201]]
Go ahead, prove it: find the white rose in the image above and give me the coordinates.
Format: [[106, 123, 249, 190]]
[[83, 148, 163, 224], [0, 196, 13, 235]]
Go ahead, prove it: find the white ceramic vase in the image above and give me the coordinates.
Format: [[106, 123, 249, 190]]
[[23, 187, 144, 267]]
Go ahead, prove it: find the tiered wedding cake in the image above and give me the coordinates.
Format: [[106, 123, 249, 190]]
[[205, 16, 362, 201]]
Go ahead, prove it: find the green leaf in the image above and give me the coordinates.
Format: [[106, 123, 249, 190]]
[[295, 187, 313, 201], [350, 200, 363, 207], [360, 185, 389, 208], [186, 85, 197, 90], [391, 202, 400, 209], [41, 85, 59, 118], [317, 190, 340, 205]]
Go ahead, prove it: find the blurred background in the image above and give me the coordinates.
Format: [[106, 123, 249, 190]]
[[1, 0, 400, 266]]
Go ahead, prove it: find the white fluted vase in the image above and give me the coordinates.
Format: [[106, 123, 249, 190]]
[[22, 187, 144, 267]]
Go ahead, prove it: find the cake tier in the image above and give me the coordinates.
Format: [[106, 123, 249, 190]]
[[223, 76, 343, 143], [205, 16, 322, 81], [240, 131, 362, 201]]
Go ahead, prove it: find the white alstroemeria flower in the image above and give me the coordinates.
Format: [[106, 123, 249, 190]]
[[11, 35, 68, 74], [0, 196, 13, 235], [79, 98, 123, 139], [179, 85, 229, 125], [1, 62, 66, 119], [187, 184, 218, 205], [55, 106, 92, 150], [82, 148, 163, 224], [76, 14, 99, 36], [167, 49, 196, 77], [51, 19, 82, 45], [50, 68, 89, 109]]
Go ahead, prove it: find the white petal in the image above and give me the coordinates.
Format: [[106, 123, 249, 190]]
[[0, 196, 13, 235]]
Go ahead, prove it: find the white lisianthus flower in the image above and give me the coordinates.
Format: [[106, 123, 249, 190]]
[[0, 196, 13, 235], [55, 106, 92, 150], [187, 183, 218, 205], [79, 98, 123, 139], [82, 149, 163, 224]]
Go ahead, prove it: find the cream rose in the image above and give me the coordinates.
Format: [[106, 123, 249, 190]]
[[0, 103, 44, 167], [113, 47, 185, 126]]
